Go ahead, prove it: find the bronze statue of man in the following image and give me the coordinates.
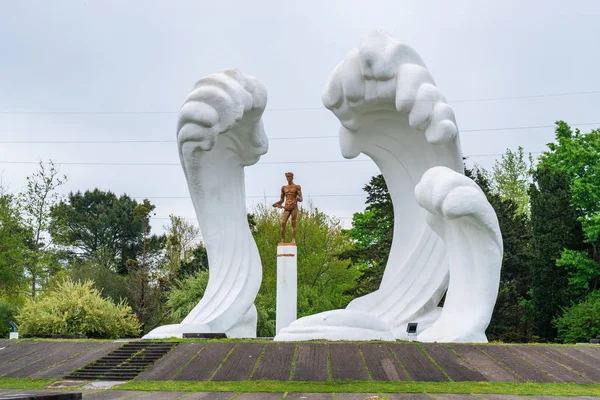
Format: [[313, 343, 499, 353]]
[[273, 172, 303, 243]]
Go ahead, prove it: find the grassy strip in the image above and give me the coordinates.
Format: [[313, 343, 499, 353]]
[[248, 343, 268, 379], [172, 343, 207, 379], [417, 343, 452, 382], [208, 343, 238, 380], [288, 343, 298, 380], [0, 378, 56, 389], [2, 378, 600, 396], [116, 380, 600, 396], [357, 344, 373, 381]]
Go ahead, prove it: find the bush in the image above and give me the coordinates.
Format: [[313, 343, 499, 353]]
[[167, 271, 209, 322], [70, 260, 131, 305], [17, 278, 141, 339], [0, 300, 17, 338], [553, 291, 600, 343]]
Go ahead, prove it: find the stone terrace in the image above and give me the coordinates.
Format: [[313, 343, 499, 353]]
[[1, 340, 600, 383]]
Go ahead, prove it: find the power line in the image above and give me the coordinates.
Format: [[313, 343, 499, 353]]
[[0, 90, 598, 115], [0, 159, 372, 166], [0, 149, 549, 167], [0, 122, 597, 144]]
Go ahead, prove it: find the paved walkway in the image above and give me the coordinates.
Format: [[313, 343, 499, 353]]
[[1, 390, 599, 399]]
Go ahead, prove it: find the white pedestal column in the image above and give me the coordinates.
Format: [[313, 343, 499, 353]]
[[276, 244, 297, 335]]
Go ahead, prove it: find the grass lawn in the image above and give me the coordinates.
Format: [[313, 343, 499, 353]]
[[2, 378, 600, 397]]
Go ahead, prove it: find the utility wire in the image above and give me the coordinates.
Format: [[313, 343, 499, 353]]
[[0, 149, 547, 166], [0, 90, 598, 115], [0, 122, 597, 144], [0, 151, 544, 166]]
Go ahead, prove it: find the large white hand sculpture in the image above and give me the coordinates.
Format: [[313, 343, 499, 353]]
[[275, 31, 502, 342], [143, 69, 268, 339]]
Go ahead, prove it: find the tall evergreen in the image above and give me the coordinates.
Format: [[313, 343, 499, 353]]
[[529, 167, 584, 341]]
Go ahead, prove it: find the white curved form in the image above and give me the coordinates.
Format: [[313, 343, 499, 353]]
[[275, 31, 502, 343], [415, 166, 502, 342], [143, 69, 268, 339]]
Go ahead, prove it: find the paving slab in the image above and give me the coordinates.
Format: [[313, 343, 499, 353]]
[[0, 341, 17, 350], [35, 342, 122, 379], [129, 391, 187, 399], [82, 390, 144, 399], [512, 346, 590, 383], [420, 344, 486, 382], [575, 346, 600, 361], [292, 343, 329, 382], [0, 341, 37, 359], [0, 342, 66, 376], [285, 394, 333, 400], [180, 392, 235, 399], [211, 342, 264, 381], [433, 395, 480, 400], [136, 343, 204, 381], [175, 342, 234, 381], [476, 396, 526, 400], [385, 395, 433, 400], [0, 341, 55, 366], [236, 394, 283, 400], [329, 343, 369, 381], [478, 345, 557, 383], [251, 342, 295, 380], [359, 343, 408, 381], [555, 347, 600, 379], [450, 344, 519, 382], [4, 342, 93, 378], [535, 347, 600, 382], [389, 343, 448, 382], [334, 395, 383, 399]]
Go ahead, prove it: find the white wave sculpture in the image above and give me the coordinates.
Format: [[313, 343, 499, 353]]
[[274, 31, 503, 343], [143, 69, 268, 339]]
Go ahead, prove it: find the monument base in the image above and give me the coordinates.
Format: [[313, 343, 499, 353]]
[[141, 323, 211, 339], [276, 243, 297, 335]]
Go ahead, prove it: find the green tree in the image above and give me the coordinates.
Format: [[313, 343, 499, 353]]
[[490, 146, 534, 216], [69, 250, 131, 306], [126, 201, 166, 333], [179, 244, 209, 277], [529, 166, 584, 340], [18, 161, 67, 299], [16, 278, 140, 339], [341, 175, 393, 297], [539, 122, 600, 297], [50, 189, 159, 274], [0, 194, 28, 296], [0, 300, 17, 339], [162, 215, 200, 281]]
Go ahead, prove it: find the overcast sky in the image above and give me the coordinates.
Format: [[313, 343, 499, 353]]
[[1, 0, 599, 234]]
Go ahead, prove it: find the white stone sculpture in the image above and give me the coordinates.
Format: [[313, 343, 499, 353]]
[[274, 31, 502, 343], [143, 69, 268, 339]]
